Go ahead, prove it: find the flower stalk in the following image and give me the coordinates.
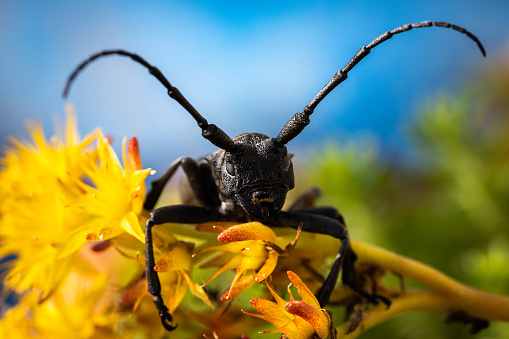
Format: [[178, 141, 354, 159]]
[[334, 241, 509, 338]]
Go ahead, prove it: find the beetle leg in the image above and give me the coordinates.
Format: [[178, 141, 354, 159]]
[[144, 157, 184, 211], [144, 157, 219, 211], [291, 206, 390, 305], [145, 218, 176, 331], [145, 205, 222, 330], [293, 206, 346, 225], [287, 187, 321, 211], [315, 234, 349, 306], [275, 210, 390, 307]]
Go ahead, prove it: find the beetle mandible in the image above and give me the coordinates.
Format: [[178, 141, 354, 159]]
[[63, 21, 485, 331]]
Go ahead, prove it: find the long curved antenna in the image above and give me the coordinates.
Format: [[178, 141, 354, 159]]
[[276, 21, 486, 145], [63, 50, 235, 152]]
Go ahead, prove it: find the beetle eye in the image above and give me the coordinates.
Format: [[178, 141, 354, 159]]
[[282, 155, 291, 170], [226, 162, 236, 176]]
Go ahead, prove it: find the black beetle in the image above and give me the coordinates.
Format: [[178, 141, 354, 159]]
[[63, 21, 485, 331]]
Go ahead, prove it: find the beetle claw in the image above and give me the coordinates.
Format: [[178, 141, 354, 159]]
[[153, 295, 178, 331]]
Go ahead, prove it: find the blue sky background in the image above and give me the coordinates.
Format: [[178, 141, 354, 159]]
[[1, 1, 508, 172]]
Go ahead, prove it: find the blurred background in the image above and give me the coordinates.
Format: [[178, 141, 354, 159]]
[[1, 1, 508, 168], [1, 1, 509, 338]]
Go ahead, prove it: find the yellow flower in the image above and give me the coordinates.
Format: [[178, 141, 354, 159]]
[[116, 224, 213, 318], [0, 109, 98, 297], [195, 222, 300, 302], [34, 273, 118, 338], [0, 108, 151, 299], [244, 271, 333, 339], [0, 272, 118, 339], [68, 135, 151, 249], [151, 226, 213, 314], [0, 293, 33, 338]]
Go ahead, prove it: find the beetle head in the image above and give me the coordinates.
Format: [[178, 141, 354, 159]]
[[221, 133, 294, 220]]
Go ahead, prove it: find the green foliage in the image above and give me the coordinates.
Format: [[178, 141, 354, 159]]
[[298, 60, 509, 338]]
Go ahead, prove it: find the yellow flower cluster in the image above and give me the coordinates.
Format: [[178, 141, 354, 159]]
[[196, 222, 285, 301], [245, 271, 333, 339], [194, 221, 336, 338], [0, 109, 214, 337], [0, 109, 335, 338], [0, 109, 150, 297]]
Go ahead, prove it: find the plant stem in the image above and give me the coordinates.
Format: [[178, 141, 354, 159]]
[[335, 240, 509, 337]]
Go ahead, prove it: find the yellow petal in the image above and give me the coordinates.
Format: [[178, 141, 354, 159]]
[[58, 228, 102, 259], [120, 211, 145, 242], [126, 137, 143, 171], [261, 322, 308, 338], [195, 240, 253, 256], [249, 298, 291, 327], [217, 222, 277, 243], [221, 270, 257, 302], [240, 242, 269, 257], [130, 168, 152, 215], [255, 250, 279, 282], [181, 271, 213, 309], [85, 227, 124, 242], [154, 243, 193, 272], [199, 252, 238, 269], [118, 278, 147, 313], [238, 254, 266, 271], [162, 271, 189, 314], [265, 280, 288, 308], [287, 270, 321, 310], [109, 232, 145, 254], [285, 300, 330, 339], [196, 221, 238, 233], [220, 255, 266, 300], [202, 255, 243, 286]]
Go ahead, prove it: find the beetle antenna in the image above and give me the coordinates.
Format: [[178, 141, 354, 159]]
[[276, 21, 486, 145], [63, 49, 235, 152]]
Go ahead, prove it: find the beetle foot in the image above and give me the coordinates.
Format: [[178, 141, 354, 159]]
[[369, 293, 391, 308], [354, 287, 391, 308], [153, 295, 177, 331]]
